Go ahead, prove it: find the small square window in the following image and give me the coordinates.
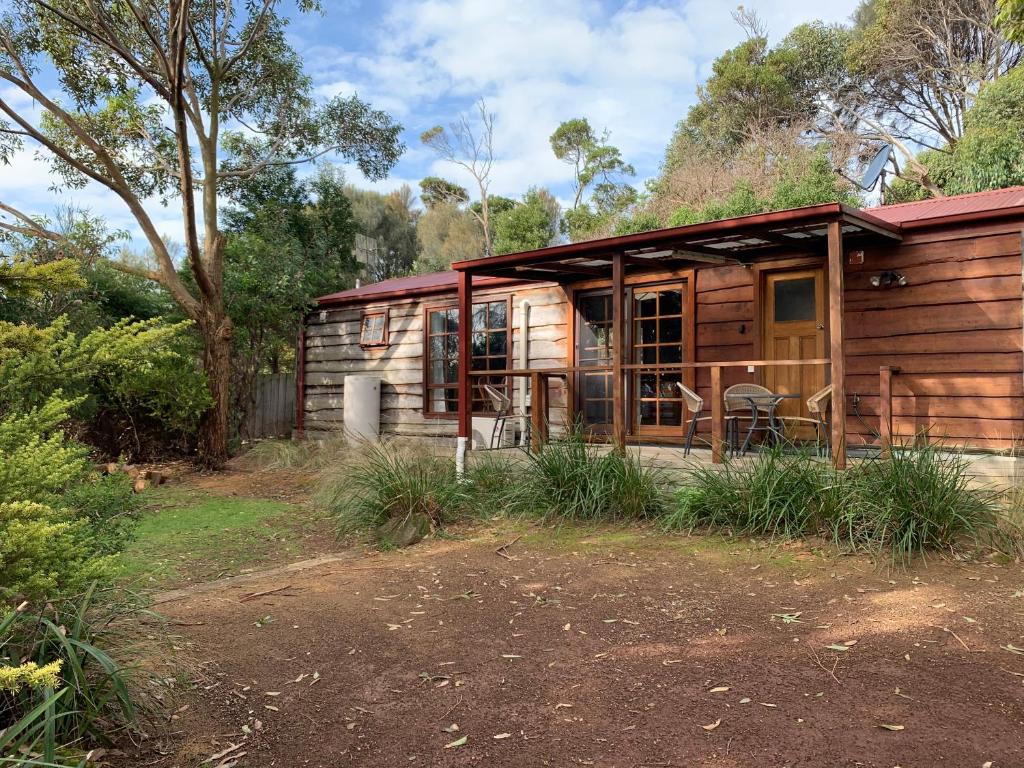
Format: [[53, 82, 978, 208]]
[[360, 311, 388, 347]]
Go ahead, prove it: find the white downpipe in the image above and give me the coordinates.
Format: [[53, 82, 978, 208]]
[[455, 435, 468, 480], [518, 299, 531, 446]]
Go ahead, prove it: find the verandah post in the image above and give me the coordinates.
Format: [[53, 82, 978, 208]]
[[879, 365, 899, 458], [611, 252, 626, 450], [827, 220, 847, 469], [456, 270, 472, 476], [711, 365, 724, 463]]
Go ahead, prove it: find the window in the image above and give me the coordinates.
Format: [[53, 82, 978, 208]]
[[425, 299, 510, 415], [360, 311, 388, 347]]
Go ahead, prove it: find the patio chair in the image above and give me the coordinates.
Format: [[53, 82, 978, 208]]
[[778, 384, 832, 457], [481, 383, 529, 450], [675, 382, 714, 457], [723, 383, 775, 456]]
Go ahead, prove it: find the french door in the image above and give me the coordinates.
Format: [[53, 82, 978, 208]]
[[575, 291, 614, 433], [574, 281, 691, 439], [631, 283, 689, 438]]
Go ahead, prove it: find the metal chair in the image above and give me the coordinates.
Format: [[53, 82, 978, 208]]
[[481, 383, 529, 450], [723, 383, 775, 456], [675, 382, 711, 456], [778, 384, 832, 457]]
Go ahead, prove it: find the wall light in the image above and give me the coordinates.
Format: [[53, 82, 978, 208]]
[[869, 270, 907, 288]]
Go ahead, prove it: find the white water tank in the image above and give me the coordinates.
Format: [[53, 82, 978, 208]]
[[343, 375, 381, 441]]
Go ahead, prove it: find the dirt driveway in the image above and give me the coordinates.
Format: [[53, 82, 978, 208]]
[[144, 528, 1024, 768]]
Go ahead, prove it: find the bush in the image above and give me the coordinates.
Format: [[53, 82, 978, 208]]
[[318, 441, 468, 535], [59, 473, 141, 556], [504, 431, 666, 522], [663, 442, 1012, 562], [830, 445, 1004, 562], [0, 316, 210, 460], [0, 396, 134, 602], [1, 586, 140, 765], [662, 447, 830, 537]]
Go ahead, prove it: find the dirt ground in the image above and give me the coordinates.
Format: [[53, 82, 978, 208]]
[[127, 523, 1024, 768]]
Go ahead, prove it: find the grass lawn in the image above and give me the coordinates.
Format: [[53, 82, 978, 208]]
[[118, 480, 335, 590]]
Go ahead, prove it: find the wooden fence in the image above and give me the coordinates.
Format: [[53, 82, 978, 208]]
[[244, 372, 296, 439]]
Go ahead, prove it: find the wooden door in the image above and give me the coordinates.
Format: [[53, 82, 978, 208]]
[[762, 269, 826, 435]]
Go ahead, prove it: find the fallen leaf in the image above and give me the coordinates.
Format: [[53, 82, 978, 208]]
[[493, 733, 511, 740], [878, 723, 905, 731], [1002, 644, 1024, 655], [842, 640, 858, 647], [444, 736, 468, 749], [708, 686, 731, 693], [701, 718, 721, 731], [825, 644, 850, 652], [442, 724, 460, 734], [501, 654, 522, 659], [739, 697, 751, 704]]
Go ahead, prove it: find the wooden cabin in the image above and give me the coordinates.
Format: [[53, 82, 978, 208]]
[[299, 188, 1024, 475]]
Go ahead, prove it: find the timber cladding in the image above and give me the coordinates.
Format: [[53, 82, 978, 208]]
[[302, 284, 569, 438], [842, 220, 1024, 451]]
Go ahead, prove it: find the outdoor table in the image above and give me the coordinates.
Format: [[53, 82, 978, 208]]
[[724, 392, 802, 455]]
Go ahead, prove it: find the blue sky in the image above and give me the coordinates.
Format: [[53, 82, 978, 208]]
[[1, 0, 861, 250]]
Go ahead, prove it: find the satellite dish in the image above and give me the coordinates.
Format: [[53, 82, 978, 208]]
[[859, 143, 893, 191]]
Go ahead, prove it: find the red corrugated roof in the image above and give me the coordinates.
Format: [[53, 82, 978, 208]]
[[865, 186, 1024, 225], [316, 271, 521, 306]]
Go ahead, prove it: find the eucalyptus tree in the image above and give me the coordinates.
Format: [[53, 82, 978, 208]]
[[0, 1, 403, 466]]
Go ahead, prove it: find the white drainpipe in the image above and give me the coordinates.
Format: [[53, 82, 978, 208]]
[[518, 299, 531, 446]]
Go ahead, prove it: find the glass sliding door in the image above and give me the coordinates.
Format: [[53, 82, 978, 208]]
[[574, 290, 614, 432], [632, 283, 688, 437]]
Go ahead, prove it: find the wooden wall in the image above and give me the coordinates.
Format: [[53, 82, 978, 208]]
[[843, 221, 1024, 451], [302, 283, 568, 439]]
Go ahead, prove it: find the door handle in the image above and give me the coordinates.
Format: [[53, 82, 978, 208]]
[[815, 324, 825, 330]]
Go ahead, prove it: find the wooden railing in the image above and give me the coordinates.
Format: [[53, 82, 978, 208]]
[[471, 359, 833, 460]]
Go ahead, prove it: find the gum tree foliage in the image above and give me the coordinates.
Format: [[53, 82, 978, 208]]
[[220, 164, 359, 438], [414, 176, 483, 272], [550, 118, 636, 241], [654, 2, 1021, 210], [344, 184, 419, 280], [492, 187, 561, 256], [0, 1, 403, 467], [998, 0, 1024, 39], [887, 64, 1024, 200], [421, 99, 497, 256]]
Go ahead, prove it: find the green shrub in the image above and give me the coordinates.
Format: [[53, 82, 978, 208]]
[[59, 473, 141, 556], [664, 448, 830, 538], [0, 396, 132, 602], [317, 441, 468, 535], [1, 586, 140, 765], [506, 432, 666, 522], [830, 445, 1004, 562]]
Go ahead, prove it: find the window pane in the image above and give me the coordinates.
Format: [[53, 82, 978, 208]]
[[635, 291, 657, 317], [446, 360, 459, 384], [446, 309, 459, 333], [660, 289, 683, 316], [638, 319, 657, 344], [641, 346, 657, 364], [488, 331, 507, 356], [579, 294, 608, 323], [659, 401, 682, 426], [774, 277, 816, 322], [429, 361, 445, 384], [659, 318, 682, 344], [472, 304, 487, 332], [489, 301, 507, 329], [638, 400, 657, 425], [660, 345, 682, 364], [638, 373, 657, 398], [429, 310, 446, 334], [471, 332, 486, 357]]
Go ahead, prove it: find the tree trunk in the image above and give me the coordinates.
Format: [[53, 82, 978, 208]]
[[197, 312, 233, 468]]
